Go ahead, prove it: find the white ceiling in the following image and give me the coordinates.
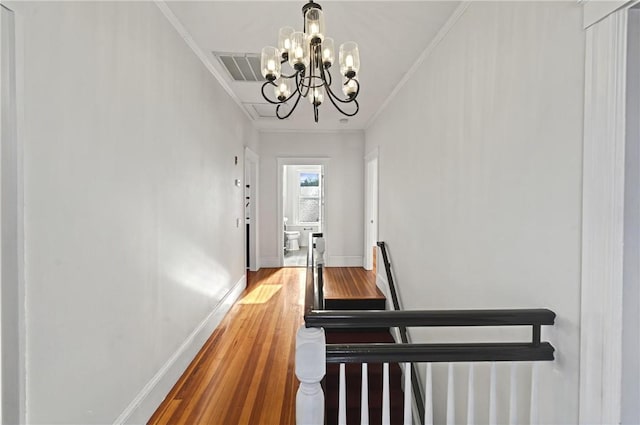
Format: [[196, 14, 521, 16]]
[[165, 1, 460, 131]]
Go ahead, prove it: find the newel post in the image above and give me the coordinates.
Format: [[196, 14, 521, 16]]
[[296, 326, 326, 425], [315, 237, 325, 265]]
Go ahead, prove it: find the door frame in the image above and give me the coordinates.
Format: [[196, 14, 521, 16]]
[[579, 3, 640, 423], [277, 157, 329, 267], [363, 148, 378, 271], [0, 5, 25, 424], [244, 147, 259, 272]]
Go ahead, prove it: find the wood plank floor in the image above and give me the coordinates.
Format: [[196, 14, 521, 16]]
[[323, 267, 386, 301], [148, 266, 379, 425]]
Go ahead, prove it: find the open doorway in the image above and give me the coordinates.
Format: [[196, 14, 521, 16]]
[[277, 158, 327, 267], [244, 148, 259, 272]]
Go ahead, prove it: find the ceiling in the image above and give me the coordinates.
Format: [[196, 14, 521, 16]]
[[165, 1, 460, 131]]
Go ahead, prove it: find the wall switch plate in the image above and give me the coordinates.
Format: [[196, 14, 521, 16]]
[[236, 218, 241, 228], [235, 179, 241, 187]]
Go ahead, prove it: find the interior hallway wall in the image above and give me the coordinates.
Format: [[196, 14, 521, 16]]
[[258, 131, 364, 267], [365, 2, 584, 423], [5, 1, 252, 423]]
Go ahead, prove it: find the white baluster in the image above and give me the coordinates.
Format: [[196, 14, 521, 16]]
[[467, 363, 475, 425], [382, 363, 390, 425], [338, 363, 346, 425], [315, 237, 325, 265], [361, 363, 369, 425], [509, 363, 517, 425], [489, 362, 497, 425], [295, 326, 326, 425], [425, 363, 433, 425], [447, 363, 455, 425], [403, 363, 412, 425], [530, 363, 539, 425]]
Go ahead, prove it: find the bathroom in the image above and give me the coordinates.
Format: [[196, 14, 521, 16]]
[[283, 164, 323, 267]]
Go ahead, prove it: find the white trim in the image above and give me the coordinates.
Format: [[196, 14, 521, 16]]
[[580, 9, 628, 424], [0, 5, 24, 423], [113, 275, 247, 425], [153, 1, 253, 123], [277, 157, 330, 267], [365, 2, 471, 129], [326, 256, 362, 267]]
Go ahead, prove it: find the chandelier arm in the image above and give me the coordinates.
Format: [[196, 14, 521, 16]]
[[314, 102, 319, 123], [298, 70, 312, 98], [261, 79, 301, 105], [276, 90, 303, 120], [324, 86, 360, 117], [261, 81, 284, 105], [322, 65, 333, 86], [319, 66, 360, 104]]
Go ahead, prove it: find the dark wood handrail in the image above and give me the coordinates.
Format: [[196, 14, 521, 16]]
[[326, 342, 555, 364], [305, 308, 556, 328]]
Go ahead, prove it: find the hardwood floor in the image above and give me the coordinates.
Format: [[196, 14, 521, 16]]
[[148, 266, 380, 425], [323, 267, 385, 300]]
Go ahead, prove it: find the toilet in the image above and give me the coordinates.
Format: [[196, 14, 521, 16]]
[[283, 217, 300, 251], [285, 231, 300, 251]]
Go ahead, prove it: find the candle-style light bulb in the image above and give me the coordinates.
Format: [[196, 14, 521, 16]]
[[261, 46, 280, 81], [339, 42, 360, 78], [305, 8, 324, 43], [274, 78, 291, 101], [278, 27, 295, 59], [288, 32, 309, 71], [321, 38, 334, 68]]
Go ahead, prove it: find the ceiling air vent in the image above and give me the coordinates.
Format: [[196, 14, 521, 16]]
[[213, 52, 263, 82]]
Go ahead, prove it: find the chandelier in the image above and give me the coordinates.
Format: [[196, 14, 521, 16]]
[[260, 1, 360, 123]]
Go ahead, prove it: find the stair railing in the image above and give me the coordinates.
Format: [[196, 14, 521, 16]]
[[377, 240, 425, 422], [296, 235, 557, 425]]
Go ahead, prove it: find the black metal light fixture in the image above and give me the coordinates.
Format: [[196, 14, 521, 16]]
[[260, 1, 360, 123]]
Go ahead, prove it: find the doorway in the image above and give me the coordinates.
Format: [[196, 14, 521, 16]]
[[244, 148, 258, 272], [364, 149, 378, 271], [277, 158, 328, 267]]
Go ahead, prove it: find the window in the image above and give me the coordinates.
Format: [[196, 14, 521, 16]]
[[298, 172, 320, 223]]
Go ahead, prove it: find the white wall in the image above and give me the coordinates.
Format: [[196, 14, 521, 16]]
[[366, 2, 584, 423], [259, 131, 364, 267], [6, 2, 252, 423]]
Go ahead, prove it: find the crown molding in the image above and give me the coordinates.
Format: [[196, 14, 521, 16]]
[[154, 0, 254, 123], [365, 1, 471, 130]]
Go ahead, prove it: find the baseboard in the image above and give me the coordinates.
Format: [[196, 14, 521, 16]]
[[114, 275, 247, 425], [327, 255, 363, 267], [259, 256, 280, 268]]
